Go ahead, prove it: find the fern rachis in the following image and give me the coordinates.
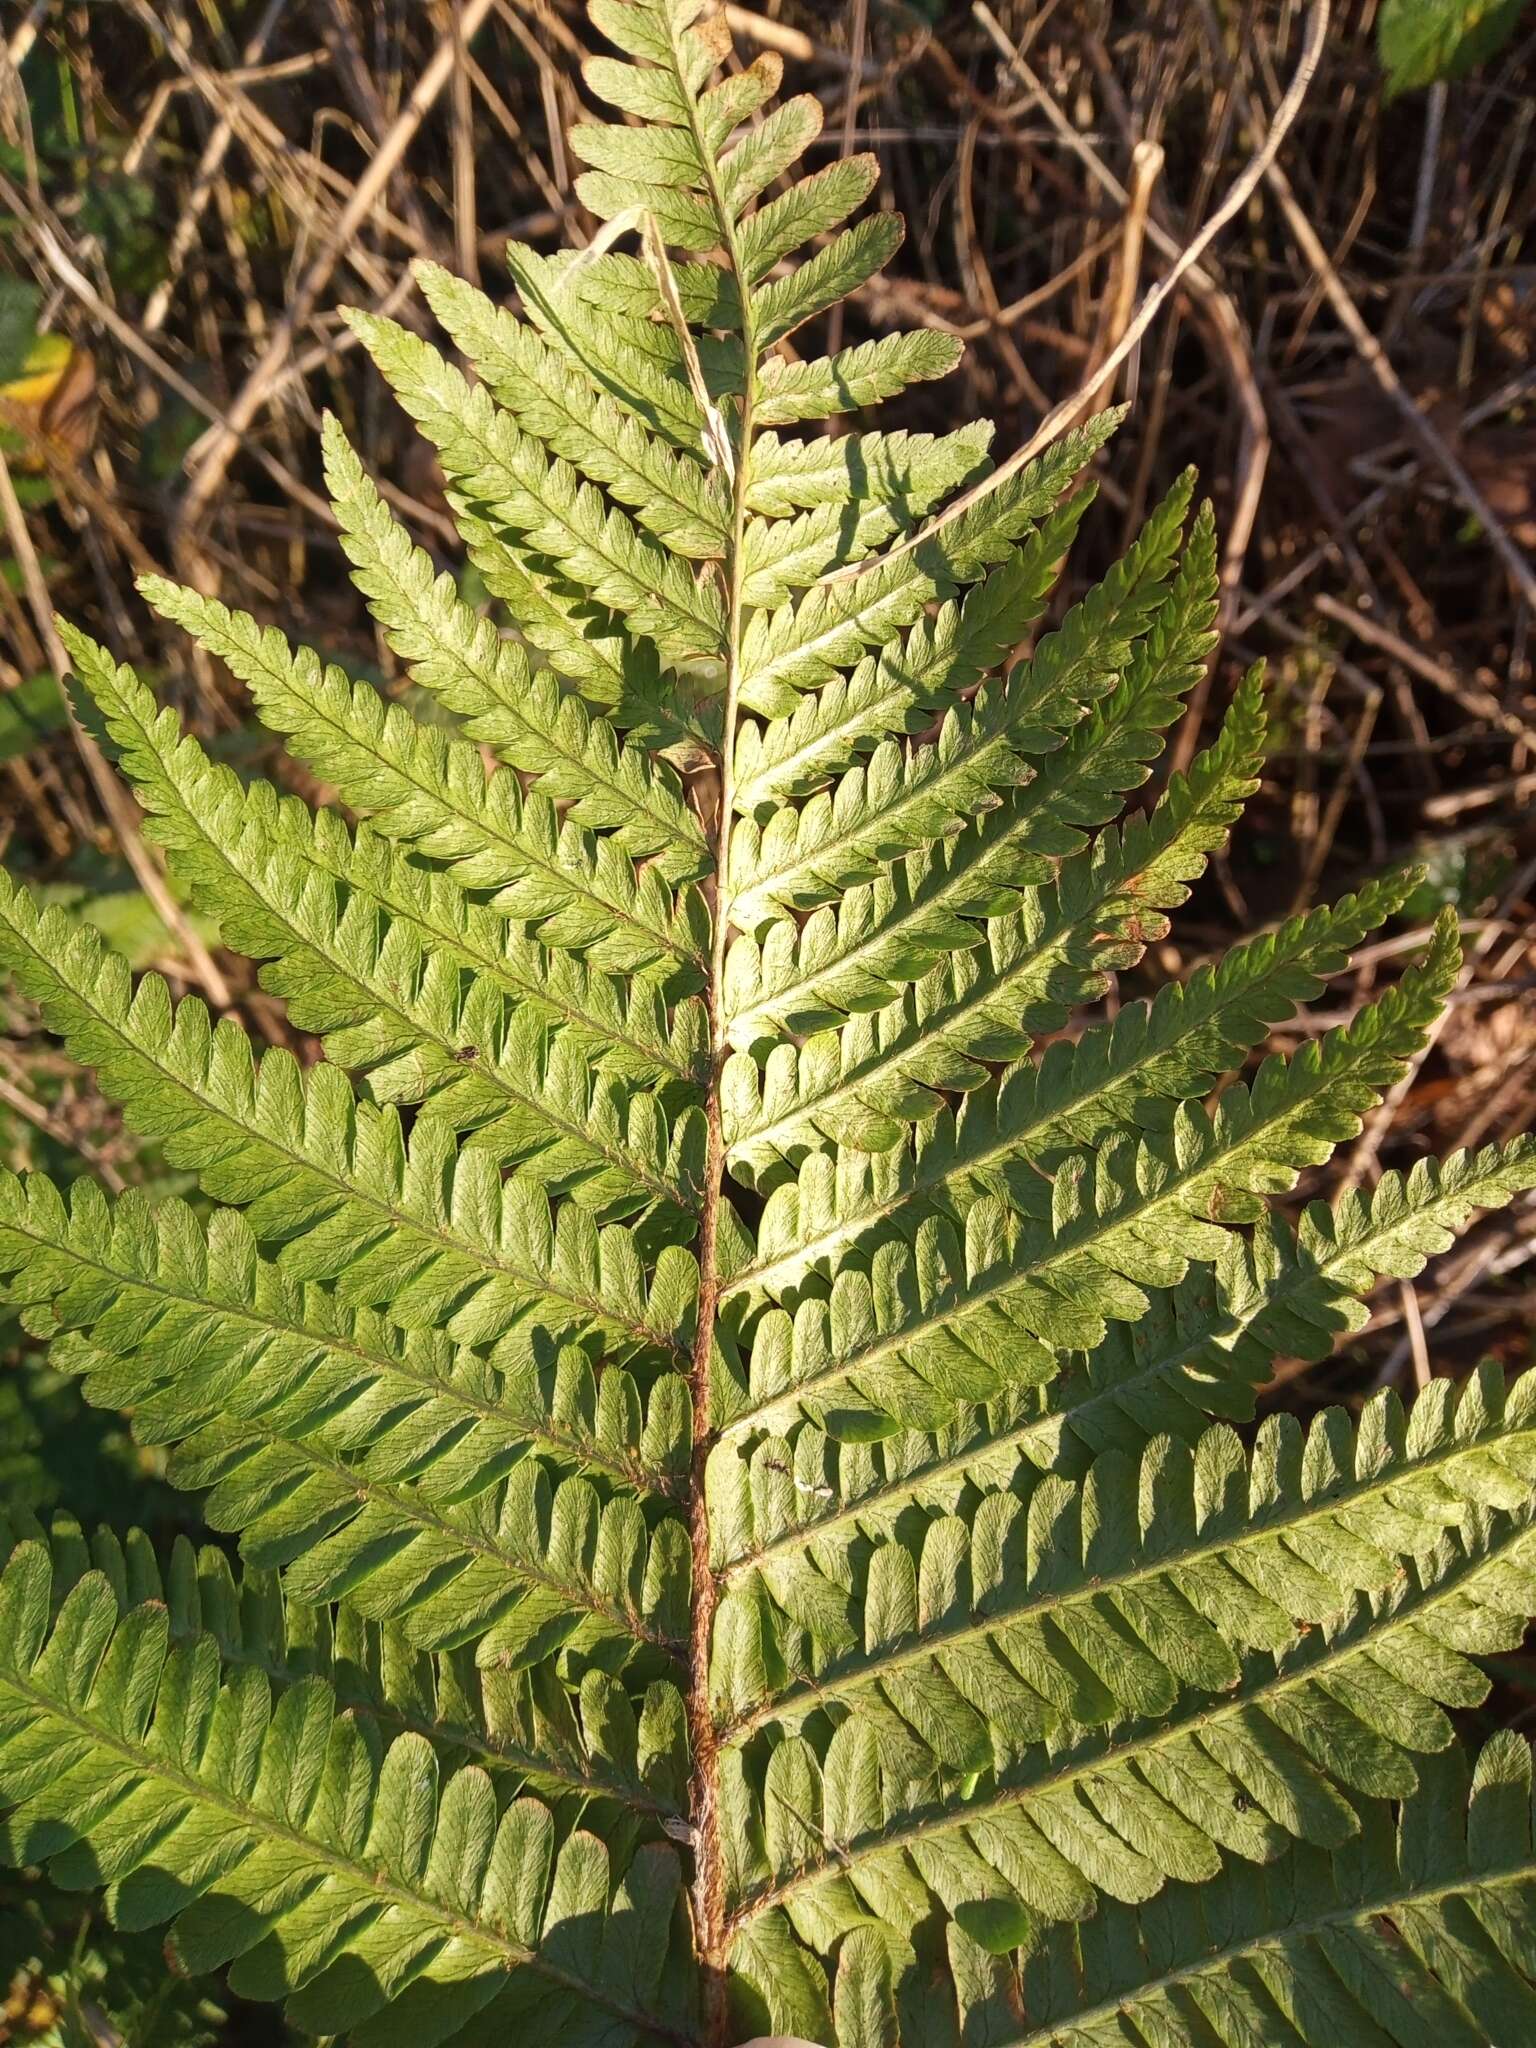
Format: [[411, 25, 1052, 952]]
[[3, 5, 1536, 2044]]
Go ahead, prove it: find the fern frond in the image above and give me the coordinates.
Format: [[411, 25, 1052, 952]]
[[834, 1732, 1536, 2048], [3, 14, 1530, 2041], [0, 1171, 687, 1498], [726, 915, 1460, 1436], [274, 805, 706, 1089], [723, 636, 1249, 1056], [0, 1508, 688, 1817], [773, 905, 1457, 1271], [727, 506, 1094, 920], [346, 310, 727, 663], [726, 480, 1203, 923], [569, 0, 759, 267], [739, 412, 1122, 711], [731, 504, 1066, 816], [66, 627, 705, 1215], [424, 243, 728, 734], [746, 423, 995, 519], [737, 150, 880, 279], [726, 874, 1412, 1180], [321, 418, 712, 874], [1045, 1126, 1536, 1454], [0, 1190, 691, 1666], [502, 241, 716, 454], [415, 264, 730, 560], [0, 1540, 694, 2043], [716, 90, 821, 212], [728, 644, 1251, 1180], [138, 584, 708, 982], [870, 503, 1220, 920], [708, 1143, 1536, 1590], [210, 777, 701, 1087], [739, 500, 913, 610], [721, 1365, 1536, 1945], [720, 1362, 1536, 1741], [754, 329, 964, 426], [0, 880, 697, 1368], [754, 214, 907, 347]]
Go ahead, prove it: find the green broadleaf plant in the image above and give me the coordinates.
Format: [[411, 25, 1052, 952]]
[[1376, 0, 1529, 96], [3, 4, 1536, 2043]]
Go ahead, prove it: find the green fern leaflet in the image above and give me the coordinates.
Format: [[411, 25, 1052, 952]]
[[2, 4, 1534, 2043]]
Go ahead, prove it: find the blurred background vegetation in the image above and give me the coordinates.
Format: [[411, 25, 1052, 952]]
[[0, 0, 1533, 2037]]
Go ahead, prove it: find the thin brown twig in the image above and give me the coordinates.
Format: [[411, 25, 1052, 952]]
[[1312, 591, 1536, 753], [1088, 139, 1163, 414], [0, 175, 336, 529], [954, 115, 1048, 409], [140, 0, 288, 335], [722, 5, 877, 74], [1341, 853, 1536, 1197], [1398, 1280, 1432, 1390], [492, 0, 574, 199], [122, 0, 425, 262], [0, 1065, 126, 1193], [942, 2, 1272, 787], [5, 0, 47, 71], [823, 0, 869, 361], [324, 0, 437, 250], [822, 0, 1326, 587], [446, 0, 481, 284], [173, 0, 498, 565], [462, 49, 568, 218], [1290, 675, 1381, 915], [1253, 151, 1536, 616], [0, 446, 233, 1010]]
